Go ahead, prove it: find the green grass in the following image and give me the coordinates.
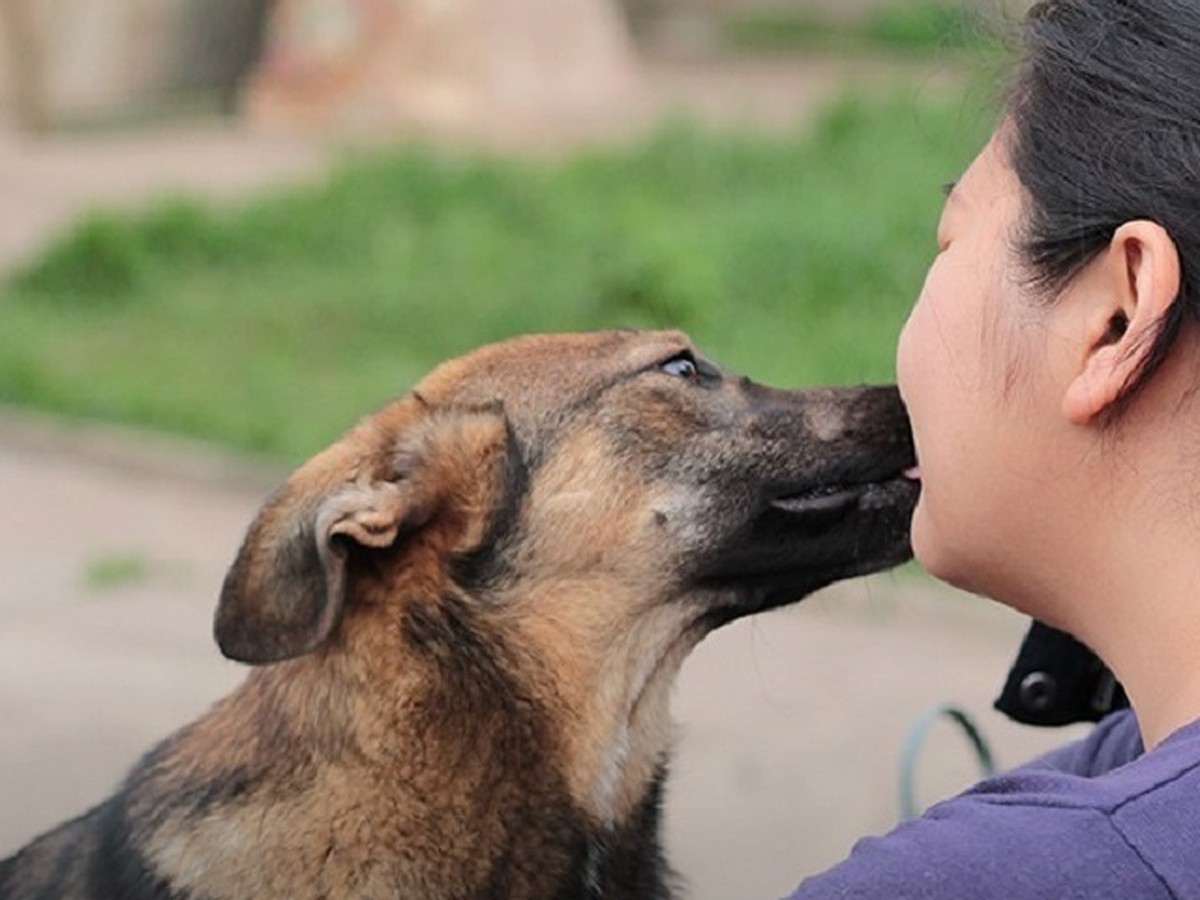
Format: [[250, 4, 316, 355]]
[[83, 552, 149, 590], [0, 90, 993, 462], [725, 1, 993, 56]]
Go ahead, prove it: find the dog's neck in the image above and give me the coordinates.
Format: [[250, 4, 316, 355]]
[[126, 593, 678, 897], [506, 584, 707, 829]]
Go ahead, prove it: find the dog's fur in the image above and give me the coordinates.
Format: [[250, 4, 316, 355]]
[[0, 330, 916, 899]]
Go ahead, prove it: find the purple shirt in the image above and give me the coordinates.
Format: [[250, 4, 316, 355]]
[[786, 709, 1200, 898]]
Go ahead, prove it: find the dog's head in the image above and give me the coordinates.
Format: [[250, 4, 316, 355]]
[[215, 329, 916, 666], [212, 329, 917, 830]]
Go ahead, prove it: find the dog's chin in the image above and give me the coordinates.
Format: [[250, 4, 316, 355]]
[[695, 475, 918, 626]]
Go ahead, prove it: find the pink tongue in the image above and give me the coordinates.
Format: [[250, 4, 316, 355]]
[[904, 466, 921, 480]]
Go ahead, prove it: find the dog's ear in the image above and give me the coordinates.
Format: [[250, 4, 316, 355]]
[[214, 404, 514, 664], [214, 472, 415, 665]]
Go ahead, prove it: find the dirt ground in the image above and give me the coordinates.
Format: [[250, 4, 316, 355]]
[[0, 53, 1086, 899]]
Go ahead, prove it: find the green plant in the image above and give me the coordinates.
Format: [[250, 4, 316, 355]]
[[0, 91, 991, 460], [868, 2, 987, 51], [724, 1, 989, 55], [83, 552, 149, 589]]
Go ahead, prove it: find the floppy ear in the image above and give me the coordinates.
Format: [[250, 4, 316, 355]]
[[1062, 220, 1181, 424], [214, 403, 515, 664], [214, 473, 416, 664]]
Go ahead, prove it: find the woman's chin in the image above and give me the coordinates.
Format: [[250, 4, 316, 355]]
[[909, 508, 977, 593]]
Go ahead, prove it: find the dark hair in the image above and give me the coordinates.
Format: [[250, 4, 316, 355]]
[[1006, 0, 1200, 402]]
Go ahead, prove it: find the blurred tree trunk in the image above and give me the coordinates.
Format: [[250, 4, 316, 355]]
[[618, 0, 665, 41], [0, 0, 49, 131], [178, 0, 272, 113]]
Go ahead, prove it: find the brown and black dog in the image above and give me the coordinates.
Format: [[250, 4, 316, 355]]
[[0, 329, 917, 899]]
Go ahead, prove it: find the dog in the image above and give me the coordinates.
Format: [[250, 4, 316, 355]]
[[0, 329, 917, 899]]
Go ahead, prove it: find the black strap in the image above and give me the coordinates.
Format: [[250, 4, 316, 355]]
[[994, 620, 1128, 727]]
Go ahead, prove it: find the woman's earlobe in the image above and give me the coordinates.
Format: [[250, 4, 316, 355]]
[[1061, 221, 1180, 426]]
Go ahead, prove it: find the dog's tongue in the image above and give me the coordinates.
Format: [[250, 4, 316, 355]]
[[903, 466, 921, 480]]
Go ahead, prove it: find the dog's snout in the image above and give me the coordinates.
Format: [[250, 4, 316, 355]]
[[791, 385, 910, 449], [850, 386, 916, 471], [803, 398, 854, 442]]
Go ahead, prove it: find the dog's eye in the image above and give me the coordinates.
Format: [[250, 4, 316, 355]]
[[660, 354, 698, 379]]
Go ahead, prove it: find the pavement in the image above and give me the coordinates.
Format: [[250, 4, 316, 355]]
[[0, 53, 1084, 900]]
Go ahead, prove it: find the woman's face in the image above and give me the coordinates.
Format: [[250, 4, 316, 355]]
[[896, 132, 1068, 600]]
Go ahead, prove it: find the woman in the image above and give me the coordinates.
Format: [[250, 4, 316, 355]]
[[789, 1, 1200, 896]]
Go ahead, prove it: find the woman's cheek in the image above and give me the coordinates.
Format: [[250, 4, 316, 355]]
[[895, 277, 928, 391]]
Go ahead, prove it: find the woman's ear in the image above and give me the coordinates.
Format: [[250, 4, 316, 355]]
[[1062, 221, 1181, 425]]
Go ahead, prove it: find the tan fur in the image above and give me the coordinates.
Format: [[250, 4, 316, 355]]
[[1, 329, 916, 900]]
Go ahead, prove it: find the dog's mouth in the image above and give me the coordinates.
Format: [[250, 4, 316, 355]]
[[771, 483, 865, 515], [759, 471, 919, 556], [768, 472, 917, 522], [693, 470, 919, 616]]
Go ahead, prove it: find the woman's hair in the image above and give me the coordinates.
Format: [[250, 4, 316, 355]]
[[1006, 0, 1200, 402]]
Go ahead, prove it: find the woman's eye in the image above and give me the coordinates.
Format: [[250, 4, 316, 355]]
[[660, 355, 698, 378]]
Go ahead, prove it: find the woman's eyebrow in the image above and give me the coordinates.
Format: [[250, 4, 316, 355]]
[[941, 180, 959, 199]]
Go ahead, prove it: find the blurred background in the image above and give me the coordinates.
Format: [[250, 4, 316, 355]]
[[0, 1, 1082, 898]]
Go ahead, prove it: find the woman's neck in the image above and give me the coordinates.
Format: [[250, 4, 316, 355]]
[[1043, 497, 1200, 750]]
